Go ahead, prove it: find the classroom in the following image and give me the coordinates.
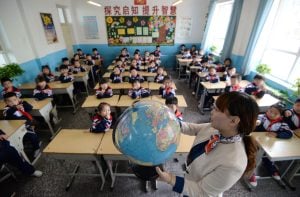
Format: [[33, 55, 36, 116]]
[[0, 0, 299, 196]]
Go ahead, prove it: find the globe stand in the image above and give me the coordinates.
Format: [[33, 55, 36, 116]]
[[131, 164, 163, 181]]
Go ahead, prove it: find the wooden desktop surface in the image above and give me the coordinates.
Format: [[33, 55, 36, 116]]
[[0, 120, 26, 137], [0, 98, 52, 110], [43, 129, 104, 154], [151, 95, 188, 108], [81, 95, 120, 108]]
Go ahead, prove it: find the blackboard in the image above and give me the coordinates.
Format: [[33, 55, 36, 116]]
[[105, 16, 176, 46]]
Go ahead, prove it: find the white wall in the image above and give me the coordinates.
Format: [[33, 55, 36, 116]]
[[231, 0, 259, 56], [70, 0, 210, 45]]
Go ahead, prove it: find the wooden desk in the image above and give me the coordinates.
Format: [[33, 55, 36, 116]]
[[251, 132, 300, 189], [151, 95, 188, 108], [0, 98, 58, 136], [19, 81, 77, 113], [0, 120, 32, 163], [73, 71, 89, 95], [94, 82, 134, 90], [148, 82, 177, 91], [81, 95, 120, 114], [43, 129, 106, 190], [177, 58, 201, 79], [176, 134, 195, 153], [116, 95, 151, 108], [103, 71, 167, 80]]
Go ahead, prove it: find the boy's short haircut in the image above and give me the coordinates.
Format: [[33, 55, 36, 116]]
[[86, 53, 91, 57], [92, 48, 98, 51], [165, 96, 178, 105], [77, 49, 82, 51], [3, 92, 17, 100], [97, 102, 110, 112], [156, 45, 160, 48], [1, 77, 12, 85], [295, 98, 300, 103], [99, 78, 108, 85], [132, 79, 140, 85], [59, 64, 68, 70], [35, 76, 46, 83], [231, 74, 241, 81], [227, 66, 235, 71], [163, 76, 172, 82], [41, 65, 50, 70], [253, 74, 265, 81], [270, 104, 284, 114], [62, 57, 69, 62], [208, 66, 216, 71], [157, 66, 164, 70]]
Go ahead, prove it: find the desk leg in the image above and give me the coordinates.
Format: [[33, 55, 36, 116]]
[[94, 158, 106, 191], [195, 77, 201, 99], [83, 75, 89, 96], [197, 88, 207, 114], [66, 84, 78, 113], [283, 160, 300, 190], [105, 160, 116, 189], [38, 104, 55, 136], [66, 164, 80, 191]]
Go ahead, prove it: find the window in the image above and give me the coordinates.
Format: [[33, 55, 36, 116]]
[[57, 7, 66, 24], [0, 23, 10, 67], [256, 0, 300, 85], [205, 0, 234, 54], [57, 6, 72, 24]]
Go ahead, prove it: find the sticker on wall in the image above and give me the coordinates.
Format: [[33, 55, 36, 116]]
[[134, 0, 147, 5], [40, 13, 58, 44], [83, 16, 100, 39], [178, 16, 192, 38]]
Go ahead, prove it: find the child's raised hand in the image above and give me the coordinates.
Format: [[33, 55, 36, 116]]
[[256, 120, 261, 126], [284, 110, 292, 117], [16, 104, 24, 111], [0, 134, 8, 141], [266, 132, 277, 138]]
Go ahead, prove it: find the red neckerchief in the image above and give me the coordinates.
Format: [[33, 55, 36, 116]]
[[166, 87, 172, 94], [205, 134, 220, 154], [251, 82, 261, 95], [18, 101, 33, 121], [266, 114, 282, 131], [232, 84, 241, 91], [175, 109, 182, 118], [209, 74, 216, 81]]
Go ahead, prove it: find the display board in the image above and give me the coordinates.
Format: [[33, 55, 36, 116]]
[[105, 15, 176, 46]]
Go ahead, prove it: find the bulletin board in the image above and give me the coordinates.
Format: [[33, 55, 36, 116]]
[[105, 16, 176, 46]]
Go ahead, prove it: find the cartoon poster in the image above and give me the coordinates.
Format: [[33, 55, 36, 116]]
[[40, 13, 58, 44]]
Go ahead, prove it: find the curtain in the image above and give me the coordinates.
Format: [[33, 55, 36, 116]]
[[220, 0, 244, 61], [241, 0, 275, 75], [201, 0, 217, 50]]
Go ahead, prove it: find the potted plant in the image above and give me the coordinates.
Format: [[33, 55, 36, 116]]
[[209, 45, 217, 53], [293, 78, 300, 97], [0, 63, 24, 80], [256, 63, 271, 75]]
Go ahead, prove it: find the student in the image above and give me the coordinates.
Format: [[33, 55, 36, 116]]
[[39, 65, 55, 83], [156, 92, 259, 197], [191, 59, 210, 95], [62, 57, 70, 67], [221, 66, 236, 82], [225, 74, 243, 93], [95, 78, 113, 99], [85, 54, 95, 66], [159, 76, 175, 99], [73, 54, 80, 61], [115, 60, 126, 72], [3, 92, 41, 158], [1, 77, 22, 98], [133, 53, 142, 66], [178, 44, 186, 55], [119, 48, 130, 60], [165, 97, 183, 121], [143, 51, 150, 63], [90, 102, 112, 133], [154, 67, 165, 83], [205, 66, 220, 83], [128, 79, 151, 99], [149, 53, 158, 66], [245, 74, 266, 99], [0, 129, 42, 177], [58, 64, 74, 83], [153, 45, 161, 58], [129, 68, 144, 83], [182, 49, 192, 59], [245, 104, 293, 187], [33, 76, 53, 100], [109, 67, 123, 83], [76, 48, 86, 59], [130, 59, 140, 71], [92, 48, 101, 60], [190, 45, 198, 56], [72, 60, 86, 74], [224, 57, 232, 69], [283, 98, 300, 137], [147, 61, 158, 73]]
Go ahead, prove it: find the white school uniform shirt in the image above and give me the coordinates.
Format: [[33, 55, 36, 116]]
[[179, 122, 247, 197]]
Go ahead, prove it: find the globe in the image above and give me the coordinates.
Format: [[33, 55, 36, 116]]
[[113, 100, 181, 167]]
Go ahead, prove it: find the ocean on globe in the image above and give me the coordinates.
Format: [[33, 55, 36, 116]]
[[113, 100, 181, 166]]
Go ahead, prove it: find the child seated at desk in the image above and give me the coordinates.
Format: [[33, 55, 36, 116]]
[[92, 48, 101, 60], [133, 53, 142, 66], [33, 76, 53, 100], [165, 97, 183, 121], [128, 80, 151, 99], [149, 53, 159, 66], [159, 76, 175, 99], [221, 66, 236, 82], [73, 54, 80, 61], [283, 98, 300, 137], [109, 67, 123, 83], [245, 74, 266, 99], [58, 65, 74, 83], [38, 65, 55, 83], [246, 104, 293, 187], [90, 102, 112, 133], [1, 77, 22, 98], [154, 67, 165, 83], [76, 48, 86, 59], [153, 45, 161, 59], [143, 51, 150, 63], [115, 60, 126, 73], [223, 57, 232, 70], [129, 68, 144, 83], [118, 48, 130, 60], [3, 92, 41, 158], [0, 129, 42, 177], [72, 60, 86, 74], [147, 61, 158, 73], [130, 59, 140, 71], [178, 44, 186, 55], [61, 57, 70, 68], [85, 54, 95, 66], [205, 66, 220, 83], [225, 74, 243, 93], [96, 78, 113, 99], [182, 49, 192, 59]]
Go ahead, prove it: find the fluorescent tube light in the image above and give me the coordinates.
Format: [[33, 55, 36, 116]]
[[172, 0, 183, 6], [87, 1, 102, 7]]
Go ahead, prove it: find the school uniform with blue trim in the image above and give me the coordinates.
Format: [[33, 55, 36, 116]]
[[154, 74, 164, 83], [72, 66, 86, 73], [172, 123, 247, 197], [159, 87, 175, 99], [39, 73, 55, 83], [33, 85, 53, 100], [1, 87, 22, 98], [283, 109, 300, 130], [128, 74, 144, 83], [90, 114, 112, 133], [110, 73, 122, 83], [128, 87, 150, 99], [205, 74, 220, 83], [95, 87, 113, 99], [58, 74, 74, 83], [244, 83, 265, 98]]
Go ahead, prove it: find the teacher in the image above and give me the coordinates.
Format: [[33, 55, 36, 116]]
[[156, 92, 259, 197]]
